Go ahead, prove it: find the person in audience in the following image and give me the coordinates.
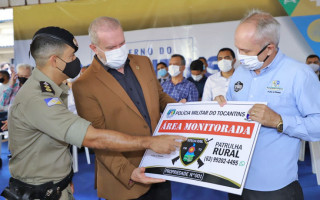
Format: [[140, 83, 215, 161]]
[[187, 59, 207, 100], [215, 10, 320, 200], [0, 63, 12, 74], [198, 56, 211, 77], [157, 62, 170, 84], [306, 54, 320, 80], [202, 48, 236, 101], [0, 70, 11, 132], [1, 26, 183, 200], [72, 16, 181, 200], [0, 64, 32, 107], [0, 63, 33, 131], [0, 70, 10, 112], [162, 54, 198, 102]]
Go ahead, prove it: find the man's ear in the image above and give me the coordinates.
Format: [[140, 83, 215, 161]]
[[48, 55, 58, 69], [232, 58, 237, 66], [267, 43, 276, 56], [181, 65, 186, 72], [90, 44, 99, 55]]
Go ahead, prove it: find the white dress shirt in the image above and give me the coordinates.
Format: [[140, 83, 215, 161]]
[[201, 72, 231, 101]]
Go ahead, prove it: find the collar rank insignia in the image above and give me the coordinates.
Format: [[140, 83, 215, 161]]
[[40, 81, 55, 95]]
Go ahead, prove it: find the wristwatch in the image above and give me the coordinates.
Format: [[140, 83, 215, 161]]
[[276, 116, 283, 133]]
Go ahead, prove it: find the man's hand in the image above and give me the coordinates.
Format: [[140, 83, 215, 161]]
[[1, 120, 8, 131], [179, 99, 187, 103], [248, 104, 281, 128], [131, 167, 165, 184], [148, 135, 186, 154], [214, 95, 227, 107], [70, 182, 74, 194]]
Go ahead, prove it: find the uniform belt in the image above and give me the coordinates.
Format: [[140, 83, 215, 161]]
[[1, 170, 73, 200]]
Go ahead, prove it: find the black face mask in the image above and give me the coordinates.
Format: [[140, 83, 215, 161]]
[[0, 78, 4, 83], [57, 57, 81, 78], [18, 77, 28, 85]]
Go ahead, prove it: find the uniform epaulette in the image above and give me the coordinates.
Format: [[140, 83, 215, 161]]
[[40, 81, 55, 95]]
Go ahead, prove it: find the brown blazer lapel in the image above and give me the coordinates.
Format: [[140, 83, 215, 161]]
[[91, 58, 143, 119], [128, 56, 153, 121]]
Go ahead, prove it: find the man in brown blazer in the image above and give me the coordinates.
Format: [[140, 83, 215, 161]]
[[73, 17, 177, 200]]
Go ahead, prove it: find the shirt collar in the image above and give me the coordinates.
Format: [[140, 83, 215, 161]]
[[216, 71, 230, 80], [170, 77, 187, 85], [32, 68, 69, 97]]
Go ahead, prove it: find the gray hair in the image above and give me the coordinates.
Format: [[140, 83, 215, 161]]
[[88, 16, 122, 45], [241, 9, 280, 47], [17, 63, 33, 73]]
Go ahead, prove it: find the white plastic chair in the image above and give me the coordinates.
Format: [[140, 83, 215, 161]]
[[72, 145, 91, 173], [299, 140, 320, 185]]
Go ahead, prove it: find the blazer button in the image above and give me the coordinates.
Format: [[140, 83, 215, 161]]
[[144, 125, 148, 129]]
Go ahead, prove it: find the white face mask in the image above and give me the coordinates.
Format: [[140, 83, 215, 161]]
[[309, 63, 320, 72], [237, 44, 270, 71], [168, 65, 181, 77], [217, 59, 233, 72], [191, 74, 203, 81], [99, 44, 128, 69]]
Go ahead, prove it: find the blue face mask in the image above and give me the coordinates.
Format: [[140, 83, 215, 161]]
[[157, 68, 167, 77]]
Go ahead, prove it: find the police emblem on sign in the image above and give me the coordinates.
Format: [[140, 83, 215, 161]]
[[234, 81, 243, 92], [166, 109, 176, 118], [180, 138, 208, 166]]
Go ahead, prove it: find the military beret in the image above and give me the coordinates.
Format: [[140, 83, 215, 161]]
[[32, 26, 78, 52], [190, 59, 204, 71]]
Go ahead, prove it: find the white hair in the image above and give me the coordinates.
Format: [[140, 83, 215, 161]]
[[241, 9, 280, 47], [17, 63, 33, 74], [88, 16, 122, 45]]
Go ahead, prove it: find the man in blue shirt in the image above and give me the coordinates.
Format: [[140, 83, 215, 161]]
[[157, 62, 171, 84], [216, 10, 320, 200], [162, 54, 198, 102], [187, 59, 207, 101]]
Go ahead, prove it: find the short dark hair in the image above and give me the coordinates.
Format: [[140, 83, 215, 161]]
[[30, 35, 67, 67], [190, 60, 204, 71], [218, 48, 235, 59], [306, 54, 320, 61], [0, 70, 10, 79], [171, 54, 186, 66], [157, 62, 167, 68], [198, 57, 207, 62]]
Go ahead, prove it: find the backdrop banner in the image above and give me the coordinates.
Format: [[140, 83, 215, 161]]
[[14, 16, 313, 76]]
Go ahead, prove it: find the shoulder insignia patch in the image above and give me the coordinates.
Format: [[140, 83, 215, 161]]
[[44, 98, 62, 107], [40, 81, 55, 94]]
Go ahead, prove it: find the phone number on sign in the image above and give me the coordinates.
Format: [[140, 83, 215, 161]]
[[204, 156, 239, 166]]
